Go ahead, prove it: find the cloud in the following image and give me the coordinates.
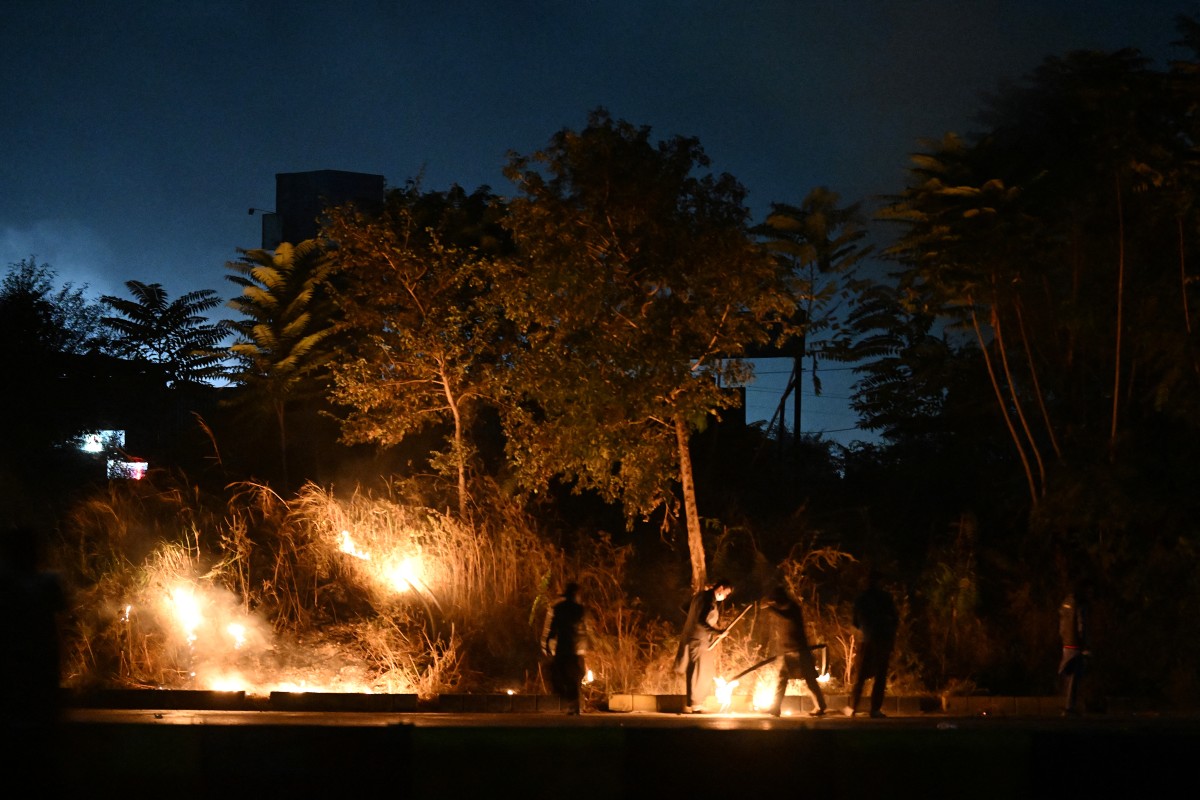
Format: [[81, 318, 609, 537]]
[[1, 219, 126, 301]]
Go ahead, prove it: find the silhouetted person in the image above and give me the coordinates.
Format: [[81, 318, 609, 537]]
[[843, 569, 898, 718], [1058, 583, 1090, 715], [542, 582, 590, 714], [764, 586, 828, 717], [0, 526, 66, 771], [673, 578, 733, 713]]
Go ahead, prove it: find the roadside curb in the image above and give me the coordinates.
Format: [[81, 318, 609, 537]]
[[62, 688, 1167, 716]]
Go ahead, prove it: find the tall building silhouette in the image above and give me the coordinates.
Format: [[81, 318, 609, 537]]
[[258, 169, 385, 249]]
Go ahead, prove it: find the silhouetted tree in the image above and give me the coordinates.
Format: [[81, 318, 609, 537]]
[[101, 280, 228, 388]]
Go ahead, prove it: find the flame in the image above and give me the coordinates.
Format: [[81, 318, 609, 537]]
[[120, 531, 443, 696], [752, 674, 777, 711], [339, 530, 372, 560], [338, 530, 437, 600], [209, 671, 247, 691], [167, 585, 203, 644], [584, 669, 594, 684], [383, 555, 423, 593], [714, 676, 738, 711]]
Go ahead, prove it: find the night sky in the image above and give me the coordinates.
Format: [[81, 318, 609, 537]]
[[1, 1, 1190, 443]]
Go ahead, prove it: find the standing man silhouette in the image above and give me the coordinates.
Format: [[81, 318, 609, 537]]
[[843, 569, 898, 718], [674, 578, 733, 713], [1058, 582, 1090, 715], [543, 582, 590, 715]]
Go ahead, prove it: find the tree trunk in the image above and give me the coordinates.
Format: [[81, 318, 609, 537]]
[[441, 365, 469, 520], [971, 306, 1039, 506], [1013, 295, 1063, 460], [275, 398, 289, 490], [1110, 174, 1125, 456], [675, 414, 706, 591], [991, 305, 1046, 494]]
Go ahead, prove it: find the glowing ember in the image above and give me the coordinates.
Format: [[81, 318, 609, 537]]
[[338, 530, 372, 560], [714, 676, 738, 711]]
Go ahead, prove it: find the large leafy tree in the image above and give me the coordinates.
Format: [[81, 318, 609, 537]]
[[321, 185, 512, 519], [498, 109, 797, 590], [224, 240, 339, 488], [101, 280, 228, 387]]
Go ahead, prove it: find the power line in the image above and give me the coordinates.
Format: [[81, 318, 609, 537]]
[[750, 365, 860, 375]]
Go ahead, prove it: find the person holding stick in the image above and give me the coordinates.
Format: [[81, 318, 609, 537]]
[[764, 585, 828, 717], [674, 578, 734, 713]]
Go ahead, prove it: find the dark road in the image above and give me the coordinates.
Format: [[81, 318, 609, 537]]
[[34, 707, 1200, 799]]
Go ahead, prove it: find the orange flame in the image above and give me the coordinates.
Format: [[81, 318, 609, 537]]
[[338, 530, 372, 560], [714, 676, 738, 711], [167, 585, 202, 644]]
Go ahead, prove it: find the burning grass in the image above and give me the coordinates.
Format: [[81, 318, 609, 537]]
[[47, 470, 919, 706], [50, 473, 698, 701]]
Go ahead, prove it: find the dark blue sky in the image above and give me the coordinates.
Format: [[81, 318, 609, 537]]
[[2, 1, 1192, 443]]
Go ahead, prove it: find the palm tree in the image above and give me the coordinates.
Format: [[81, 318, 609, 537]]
[[754, 188, 871, 443], [224, 240, 339, 489], [101, 280, 227, 387]]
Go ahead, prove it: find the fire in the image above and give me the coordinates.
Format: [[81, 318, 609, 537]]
[[714, 676, 738, 711], [167, 585, 202, 644], [339, 530, 371, 560], [118, 529, 445, 697], [752, 674, 777, 711], [208, 672, 248, 692], [383, 555, 424, 593], [337, 529, 438, 600]]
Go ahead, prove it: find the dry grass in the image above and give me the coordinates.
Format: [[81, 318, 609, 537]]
[[51, 470, 903, 700]]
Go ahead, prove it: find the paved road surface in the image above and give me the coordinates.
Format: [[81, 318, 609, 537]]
[[22, 707, 1200, 798]]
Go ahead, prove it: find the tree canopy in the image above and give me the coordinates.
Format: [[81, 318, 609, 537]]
[[101, 280, 228, 388], [497, 109, 799, 589]]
